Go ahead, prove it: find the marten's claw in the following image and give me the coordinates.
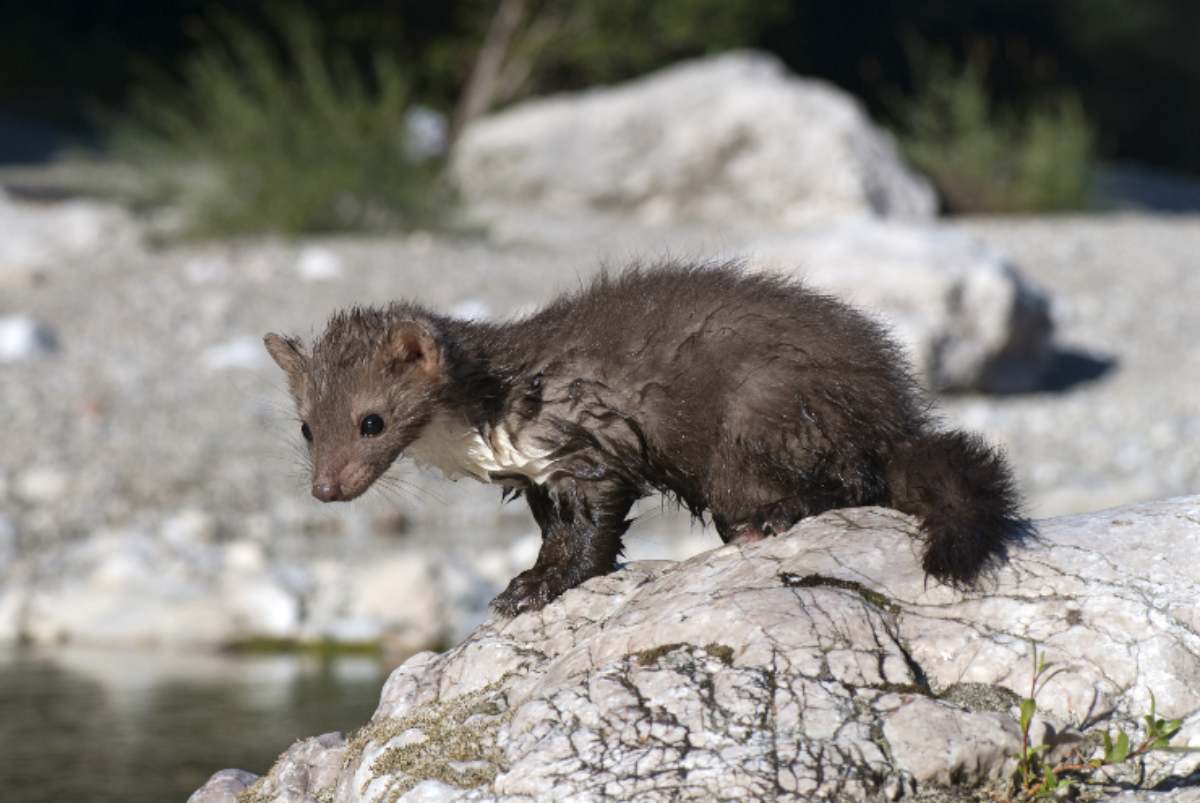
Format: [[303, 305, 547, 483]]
[[490, 566, 569, 618]]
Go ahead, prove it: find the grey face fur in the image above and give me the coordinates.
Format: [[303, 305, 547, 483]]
[[264, 315, 444, 502]]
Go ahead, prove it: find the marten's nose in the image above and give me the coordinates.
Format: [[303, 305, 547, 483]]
[[312, 482, 342, 502]]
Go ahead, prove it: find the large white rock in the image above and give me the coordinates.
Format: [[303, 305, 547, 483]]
[[205, 496, 1200, 802], [452, 51, 935, 226], [748, 220, 1056, 393], [0, 188, 139, 287], [1, 521, 500, 652], [186, 769, 259, 803]]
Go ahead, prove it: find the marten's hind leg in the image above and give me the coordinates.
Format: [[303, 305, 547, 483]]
[[714, 489, 851, 546], [714, 516, 770, 545]]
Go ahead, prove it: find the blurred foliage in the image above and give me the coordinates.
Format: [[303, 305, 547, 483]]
[[110, 8, 451, 236], [898, 43, 1095, 213], [4, 1, 1200, 178], [430, 0, 790, 107], [10, 0, 1200, 222]]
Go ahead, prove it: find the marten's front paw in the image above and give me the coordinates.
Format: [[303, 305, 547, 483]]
[[491, 566, 570, 618]]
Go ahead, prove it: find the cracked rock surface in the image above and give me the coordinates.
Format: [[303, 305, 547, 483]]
[[195, 497, 1200, 802]]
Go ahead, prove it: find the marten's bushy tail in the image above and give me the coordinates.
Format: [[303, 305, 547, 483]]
[[886, 430, 1028, 586]]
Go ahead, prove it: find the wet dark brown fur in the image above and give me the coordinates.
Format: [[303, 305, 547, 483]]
[[265, 262, 1027, 616]]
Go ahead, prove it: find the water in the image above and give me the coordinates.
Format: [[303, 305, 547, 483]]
[[0, 646, 389, 803]]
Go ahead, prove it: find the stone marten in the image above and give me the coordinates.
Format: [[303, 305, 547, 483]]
[[265, 262, 1026, 615]]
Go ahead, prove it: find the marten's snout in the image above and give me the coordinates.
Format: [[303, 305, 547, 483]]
[[312, 482, 342, 502]]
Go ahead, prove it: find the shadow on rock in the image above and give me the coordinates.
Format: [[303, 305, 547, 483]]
[[1039, 348, 1118, 393]]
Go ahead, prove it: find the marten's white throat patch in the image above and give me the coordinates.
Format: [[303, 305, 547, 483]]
[[405, 412, 557, 485]]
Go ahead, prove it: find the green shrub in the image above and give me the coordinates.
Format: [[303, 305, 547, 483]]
[[111, 9, 450, 236], [897, 47, 1096, 214]]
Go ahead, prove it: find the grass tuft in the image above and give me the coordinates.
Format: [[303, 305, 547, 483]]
[[110, 8, 451, 236], [897, 45, 1096, 214]]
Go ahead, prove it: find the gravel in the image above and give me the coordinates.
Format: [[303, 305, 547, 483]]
[[1, 199, 1197, 567]]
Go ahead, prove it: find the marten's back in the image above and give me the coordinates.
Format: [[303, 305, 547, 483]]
[[495, 263, 928, 490], [510, 263, 918, 413]]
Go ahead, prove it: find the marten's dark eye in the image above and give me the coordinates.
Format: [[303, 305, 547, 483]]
[[301, 422, 313, 442], [360, 414, 385, 437]]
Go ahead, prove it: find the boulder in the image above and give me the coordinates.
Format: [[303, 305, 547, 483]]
[[1, 521, 502, 652], [186, 769, 259, 803], [749, 220, 1056, 393], [0, 188, 139, 287], [202, 496, 1200, 801], [452, 51, 935, 227]]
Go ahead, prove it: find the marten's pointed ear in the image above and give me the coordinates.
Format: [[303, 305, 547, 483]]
[[264, 333, 309, 391], [385, 321, 441, 377]]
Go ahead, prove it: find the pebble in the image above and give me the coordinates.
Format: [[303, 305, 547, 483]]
[[162, 509, 219, 547], [202, 335, 268, 371], [230, 583, 300, 636], [404, 106, 449, 160], [295, 246, 344, 282], [0, 315, 58, 362], [224, 540, 266, 573], [15, 466, 68, 504]]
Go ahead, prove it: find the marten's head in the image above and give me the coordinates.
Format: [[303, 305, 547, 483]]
[[264, 307, 445, 502]]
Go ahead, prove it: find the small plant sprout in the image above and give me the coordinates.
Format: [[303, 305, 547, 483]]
[[1013, 642, 1198, 800], [1016, 639, 1070, 793]]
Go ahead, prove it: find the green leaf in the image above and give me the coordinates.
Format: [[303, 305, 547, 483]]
[[1020, 698, 1037, 733], [1113, 730, 1131, 763]]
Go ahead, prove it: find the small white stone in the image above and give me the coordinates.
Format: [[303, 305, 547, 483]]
[[0, 315, 58, 362], [230, 582, 300, 637], [295, 246, 344, 281], [15, 466, 68, 503], [202, 336, 268, 371], [404, 106, 449, 160], [223, 539, 266, 573], [162, 509, 218, 547]]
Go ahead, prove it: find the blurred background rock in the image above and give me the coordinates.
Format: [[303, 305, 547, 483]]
[[0, 2, 1198, 801]]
